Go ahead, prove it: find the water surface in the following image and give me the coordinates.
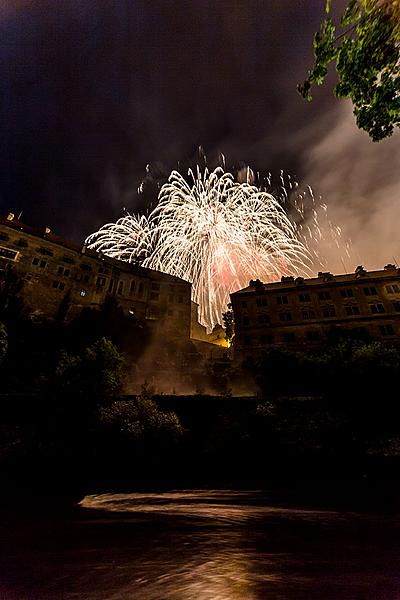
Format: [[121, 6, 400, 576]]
[[1, 490, 399, 599]]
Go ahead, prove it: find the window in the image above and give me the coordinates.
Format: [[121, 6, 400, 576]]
[[138, 282, 144, 297], [17, 239, 28, 247], [243, 316, 250, 326], [96, 276, 106, 286], [279, 312, 292, 322], [241, 300, 247, 308], [80, 289, 87, 297], [62, 256, 74, 264], [364, 286, 377, 296], [80, 263, 92, 271], [299, 293, 311, 302], [57, 266, 70, 277], [386, 284, 400, 294], [256, 298, 267, 307], [257, 314, 270, 324], [32, 257, 46, 268], [130, 280, 136, 293], [379, 324, 394, 336], [52, 280, 65, 290], [38, 247, 53, 256], [25, 273, 39, 284], [283, 332, 296, 343], [306, 330, 321, 341], [318, 291, 331, 300], [277, 295, 288, 305], [260, 334, 273, 344], [302, 309, 315, 320], [0, 247, 18, 261], [149, 292, 159, 301], [394, 302, 400, 312], [117, 281, 124, 295], [99, 267, 109, 274], [370, 303, 385, 314], [177, 295, 183, 303], [345, 305, 360, 316], [0, 234, 9, 242], [83, 274, 90, 283], [340, 288, 354, 298], [151, 282, 160, 291], [322, 306, 336, 318]]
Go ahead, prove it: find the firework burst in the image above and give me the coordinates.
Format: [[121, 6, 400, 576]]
[[86, 166, 336, 330]]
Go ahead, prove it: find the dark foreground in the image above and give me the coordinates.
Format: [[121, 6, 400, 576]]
[[1, 489, 399, 600]]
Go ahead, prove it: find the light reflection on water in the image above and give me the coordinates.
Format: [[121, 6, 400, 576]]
[[1, 490, 400, 600]]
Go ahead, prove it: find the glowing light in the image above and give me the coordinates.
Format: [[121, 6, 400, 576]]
[[86, 166, 337, 330]]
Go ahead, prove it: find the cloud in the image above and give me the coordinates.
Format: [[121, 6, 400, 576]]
[[299, 102, 400, 271]]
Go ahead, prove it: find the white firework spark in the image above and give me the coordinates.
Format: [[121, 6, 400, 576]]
[[87, 166, 325, 330]]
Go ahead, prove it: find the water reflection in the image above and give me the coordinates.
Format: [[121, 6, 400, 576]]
[[1, 490, 399, 600]]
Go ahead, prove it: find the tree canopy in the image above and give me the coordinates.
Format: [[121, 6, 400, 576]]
[[299, 0, 400, 141]]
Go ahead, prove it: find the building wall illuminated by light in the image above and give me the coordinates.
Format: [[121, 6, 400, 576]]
[[0, 213, 192, 342], [231, 265, 400, 356]]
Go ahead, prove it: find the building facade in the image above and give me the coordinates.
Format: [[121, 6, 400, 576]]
[[231, 265, 400, 355], [0, 214, 192, 341]]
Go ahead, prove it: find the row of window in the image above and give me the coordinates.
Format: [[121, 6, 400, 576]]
[[240, 302, 400, 326], [241, 284, 400, 309], [242, 324, 396, 346]]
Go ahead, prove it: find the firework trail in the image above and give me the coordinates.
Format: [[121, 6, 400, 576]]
[[86, 165, 345, 330]]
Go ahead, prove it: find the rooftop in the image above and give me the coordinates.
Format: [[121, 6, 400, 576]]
[[231, 265, 400, 296], [0, 213, 190, 286]]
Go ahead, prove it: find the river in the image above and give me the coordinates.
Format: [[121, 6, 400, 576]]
[[1, 489, 399, 599]]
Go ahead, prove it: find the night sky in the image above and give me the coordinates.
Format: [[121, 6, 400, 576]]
[[2, 0, 399, 271]]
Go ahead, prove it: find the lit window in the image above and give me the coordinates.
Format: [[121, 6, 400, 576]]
[[80, 289, 87, 297], [0, 247, 18, 261]]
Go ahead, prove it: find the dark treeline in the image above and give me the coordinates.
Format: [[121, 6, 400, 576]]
[[0, 298, 400, 508]]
